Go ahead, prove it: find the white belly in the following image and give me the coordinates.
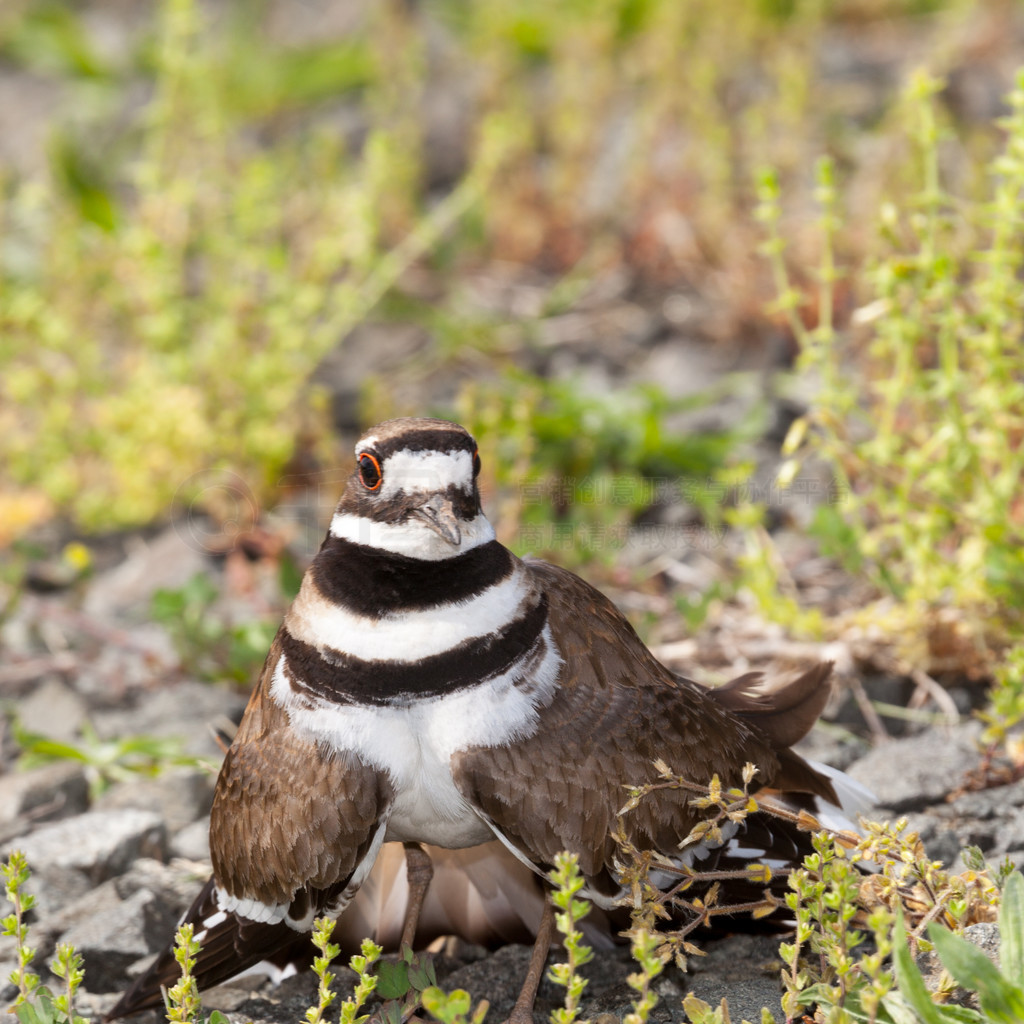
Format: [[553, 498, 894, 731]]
[[382, 745, 495, 847], [269, 633, 562, 849]]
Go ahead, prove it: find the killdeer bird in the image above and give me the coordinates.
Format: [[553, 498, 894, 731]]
[[109, 417, 863, 1021]]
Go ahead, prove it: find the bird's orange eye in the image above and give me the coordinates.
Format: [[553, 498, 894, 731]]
[[472, 448, 481, 478], [358, 452, 382, 490]]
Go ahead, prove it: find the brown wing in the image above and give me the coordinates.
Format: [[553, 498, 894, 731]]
[[108, 637, 394, 1019], [211, 635, 394, 908], [452, 560, 783, 897]]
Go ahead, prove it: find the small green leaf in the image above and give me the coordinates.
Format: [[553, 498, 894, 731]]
[[999, 869, 1024, 982], [407, 955, 436, 990], [375, 960, 411, 1000], [890, 914, 948, 1024]]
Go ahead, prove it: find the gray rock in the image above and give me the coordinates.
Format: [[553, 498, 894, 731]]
[[59, 887, 177, 992], [91, 681, 245, 759], [21, 863, 94, 920], [683, 932, 784, 1022], [946, 777, 1024, 821], [950, 783, 1024, 858], [847, 724, 982, 812], [5, 809, 166, 885], [16, 678, 88, 744], [171, 819, 211, 861], [82, 527, 210, 620], [962, 922, 1000, 961], [0, 761, 90, 827], [114, 857, 208, 919], [96, 769, 215, 834]]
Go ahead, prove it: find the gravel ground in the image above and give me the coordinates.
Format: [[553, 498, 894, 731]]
[[1, 514, 1020, 1024]]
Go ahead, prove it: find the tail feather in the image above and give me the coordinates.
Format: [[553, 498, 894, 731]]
[[711, 662, 834, 749]]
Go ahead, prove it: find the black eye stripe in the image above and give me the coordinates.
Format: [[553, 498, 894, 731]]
[[472, 448, 481, 477]]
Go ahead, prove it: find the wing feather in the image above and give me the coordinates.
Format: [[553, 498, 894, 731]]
[[210, 637, 393, 907], [452, 561, 784, 895]]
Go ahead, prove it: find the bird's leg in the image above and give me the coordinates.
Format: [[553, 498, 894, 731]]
[[506, 894, 554, 1024], [400, 842, 434, 951]]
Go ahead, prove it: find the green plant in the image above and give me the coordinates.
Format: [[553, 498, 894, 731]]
[[150, 573, 280, 684], [977, 642, 1024, 766], [4, 850, 42, 1010], [760, 68, 1024, 661], [547, 852, 595, 1024], [338, 937, 383, 1024], [372, 943, 442, 1024], [683, 993, 774, 1024], [12, 718, 203, 797], [166, 924, 204, 1024], [304, 917, 343, 1024], [779, 870, 1024, 1024], [779, 832, 875, 1021], [923, 868, 1024, 1023], [420, 987, 490, 1024], [724, 502, 825, 638], [457, 370, 752, 567], [772, 822, 1004, 1023], [3, 851, 91, 1024], [623, 928, 665, 1024], [0, 0, 493, 538]]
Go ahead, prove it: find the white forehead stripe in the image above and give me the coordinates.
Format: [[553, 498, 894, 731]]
[[330, 511, 495, 559], [365, 449, 475, 500]]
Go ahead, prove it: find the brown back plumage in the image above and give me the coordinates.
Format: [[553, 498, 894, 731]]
[[452, 560, 837, 897]]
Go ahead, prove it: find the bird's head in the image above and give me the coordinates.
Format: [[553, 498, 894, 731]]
[[330, 417, 494, 559]]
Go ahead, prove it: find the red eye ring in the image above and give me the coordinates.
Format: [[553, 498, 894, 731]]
[[358, 452, 382, 491], [472, 448, 481, 478]]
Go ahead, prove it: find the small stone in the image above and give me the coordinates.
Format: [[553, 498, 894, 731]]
[[171, 818, 211, 861], [0, 761, 90, 826], [16, 678, 88, 744], [82, 527, 210, 621], [4, 809, 166, 885], [22, 863, 93, 920], [59, 887, 178, 992], [114, 857, 208, 918], [847, 724, 983, 812], [96, 769, 215, 834], [91, 680, 245, 759], [0, 962, 18, 1007]]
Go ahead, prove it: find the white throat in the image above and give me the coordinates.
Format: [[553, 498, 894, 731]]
[[329, 511, 495, 560]]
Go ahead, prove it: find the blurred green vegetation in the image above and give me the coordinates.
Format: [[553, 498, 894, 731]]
[[2, 0, 1024, 692], [760, 69, 1024, 658], [0, 0, 1001, 538]]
